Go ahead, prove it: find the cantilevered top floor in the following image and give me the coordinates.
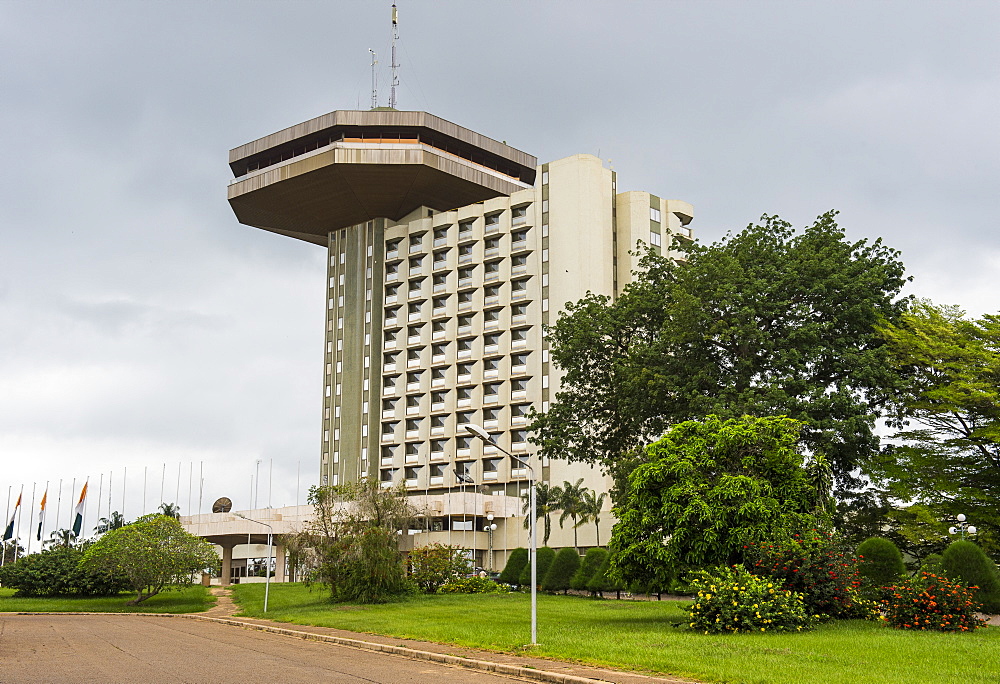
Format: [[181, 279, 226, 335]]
[[227, 110, 537, 246]]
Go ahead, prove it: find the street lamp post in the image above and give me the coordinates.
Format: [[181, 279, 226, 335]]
[[948, 513, 978, 540], [235, 513, 273, 613], [486, 513, 497, 572], [465, 424, 537, 646]]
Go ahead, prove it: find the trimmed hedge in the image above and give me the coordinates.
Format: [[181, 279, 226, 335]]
[[571, 547, 608, 592], [542, 548, 580, 593], [857, 537, 906, 589], [518, 547, 555, 588], [498, 547, 528, 586], [0, 546, 126, 597], [941, 540, 1000, 613]]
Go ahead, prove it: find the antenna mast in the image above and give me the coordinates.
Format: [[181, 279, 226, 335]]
[[369, 48, 378, 109], [389, 4, 399, 109]]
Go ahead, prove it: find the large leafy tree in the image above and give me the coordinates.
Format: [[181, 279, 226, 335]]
[[293, 479, 415, 603], [610, 415, 818, 587], [532, 212, 908, 496], [874, 300, 1000, 537], [81, 514, 217, 604]]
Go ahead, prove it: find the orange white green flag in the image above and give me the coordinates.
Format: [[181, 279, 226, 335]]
[[72, 481, 88, 537], [3, 491, 21, 541], [36, 487, 48, 541]]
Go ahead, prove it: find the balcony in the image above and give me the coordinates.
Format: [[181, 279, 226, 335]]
[[512, 264, 527, 276], [484, 319, 500, 331], [483, 419, 499, 430], [457, 277, 473, 289], [484, 271, 500, 283], [431, 376, 446, 389], [484, 368, 499, 380], [431, 425, 445, 437], [429, 475, 444, 486], [511, 364, 527, 376], [409, 243, 423, 254], [484, 343, 499, 355], [511, 337, 527, 349], [457, 396, 472, 408], [511, 413, 527, 426], [382, 385, 397, 396], [457, 372, 472, 385], [385, 247, 400, 260], [381, 456, 394, 466], [511, 289, 528, 301], [457, 348, 472, 360], [384, 293, 398, 304], [406, 381, 421, 393], [405, 429, 419, 440], [483, 393, 499, 405], [433, 236, 447, 247], [407, 357, 421, 368], [386, 270, 400, 283], [431, 352, 446, 365], [431, 400, 445, 412], [406, 405, 420, 416], [407, 333, 422, 345], [458, 230, 474, 243], [457, 446, 471, 458], [483, 471, 498, 481]]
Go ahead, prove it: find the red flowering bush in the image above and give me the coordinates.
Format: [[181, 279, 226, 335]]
[[746, 529, 862, 617], [883, 573, 986, 632]]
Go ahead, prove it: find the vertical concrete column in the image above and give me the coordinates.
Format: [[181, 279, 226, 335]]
[[220, 543, 234, 587], [274, 543, 286, 582]]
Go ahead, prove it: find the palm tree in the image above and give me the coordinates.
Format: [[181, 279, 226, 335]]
[[579, 489, 607, 547], [43, 528, 77, 549], [521, 482, 562, 546], [158, 502, 181, 519], [556, 479, 588, 550], [94, 510, 127, 534]]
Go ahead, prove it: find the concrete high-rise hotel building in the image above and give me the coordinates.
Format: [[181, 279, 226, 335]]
[[228, 110, 693, 562]]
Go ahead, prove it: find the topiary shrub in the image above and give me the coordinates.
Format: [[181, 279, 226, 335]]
[[920, 553, 944, 575], [571, 547, 608, 593], [747, 528, 861, 617], [686, 565, 816, 634], [0, 545, 126, 597], [439, 576, 507, 594], [857, 537, 906, 597], [883, 572, 986, 631], [498, 548, 528, 587], [587, 553, 625, 598], [941, 540, 1000, 613], [542, 548, 580, 593], [518, 547, 555, 588]]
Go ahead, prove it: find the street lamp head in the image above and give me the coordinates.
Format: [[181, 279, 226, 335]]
[[464, 423, 493, 442], [968, 525, 978, 535], [487, 513, 494, 521], [489, 523, 497, 531], [949, 526, 958, 535], [957, 514, 967, 522]]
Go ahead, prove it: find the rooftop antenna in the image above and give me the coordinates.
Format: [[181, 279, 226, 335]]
[[389, 3, 400, 109], [369, 48, 378, 109]]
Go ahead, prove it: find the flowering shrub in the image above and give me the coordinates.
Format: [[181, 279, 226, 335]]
[[686, 565, 816, 634], [883, 573, 986, 632], [747, 529, 861, 617], [438, 576, 507, 594]]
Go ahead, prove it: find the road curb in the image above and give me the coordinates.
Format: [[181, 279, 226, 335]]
[[175, 613, 634, 684]]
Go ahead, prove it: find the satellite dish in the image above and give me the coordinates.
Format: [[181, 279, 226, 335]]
[[212, 497, 233, 514]]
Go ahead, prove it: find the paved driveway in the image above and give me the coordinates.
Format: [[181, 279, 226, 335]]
[[0, 614, 531, 683]]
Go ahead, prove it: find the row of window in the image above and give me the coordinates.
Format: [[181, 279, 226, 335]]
[[382, 374, 531, 397], [382, 397, 532, 421], [383, 326, 531, 351], [386, 253, 533, 281], [387, 228, 532, 261], [380, 459, 527, 487], [384, 349, 529, 372], [384, 303, 532, 331], [382, 313, 533, 347], [386, 209, 531, 256], [385, 278, 536, 305]]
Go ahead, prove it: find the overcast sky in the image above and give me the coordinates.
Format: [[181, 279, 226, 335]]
[[1, 1, 998, 539]]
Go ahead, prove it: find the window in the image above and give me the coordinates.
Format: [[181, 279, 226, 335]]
[[511, 254, 528, 273], [484, 212, 501, 232], [408, 256, 423, 275], [433, 250, 448, 269], [408, 302, 422, 320], [384, 306, 400, 327], [649, 230, 662, 247], [383, 375, 398, 394], [405, 442, 420, 463], [407, 324, 423, 344], [408, 278, 424, 299], [432, 273, 448, 292], [457, 315, 474, 334], [381, 421, 397, 437], [386, 239, 401, 258], [458, 219, 475, 239], [484, 333, 501, 353], [456, 439, 472, 458], [431, 366, 447, 388], [458, 243, 474, 264], [458, 291, 474, 311], [458, 267, 474, 287], [433, 226, 449, 246], [386, 263, 399, 281], [484, 357, 500, 379], [409, 233, 424, 253], [384, 285, 399, 303], [483, 458, 501, 480], [431, 391, 447, 411], [431, 414, 446, 435], [384, 329, 398, 348], [541, 171, 549, 185], [430, 441, 446, 460], [483, 407, 500, 429], [456, 411, 473, 427], [512, 304, 528, 323], [512, 206, 528, 226], [484, 382, 501, 403], [484, 261, 501, 282], [511, 229, 529, 247], [457, 338, 473, 359], [431, 343, 447, 363], [432, 320, 447, 340], [511, 353, 528, 374], [650, 206, 661, 223], [511, 279, 529, 300], [380, 469, 395, 485], [511, 378, 528, 399], [484, 285, 500, 306], [406, 394, 421, 414], [429, 463, 445, 484], [404, 466, 420, 485], [383, 352, 399, 371], [457, 387, 473, 407], [406, 371, 422, 391], [511, 403, 531, 424], [457, 362, 474, 383], [381, 445, 395, 465], [485, 237, 501, 256], [432, 296, 448, 316], [382, 398, 397, 417], [405, 418, 421, 438]]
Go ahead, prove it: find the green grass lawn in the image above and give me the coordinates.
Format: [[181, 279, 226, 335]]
[[0, 585, 215, 613], [231, 583, 1000, 684]]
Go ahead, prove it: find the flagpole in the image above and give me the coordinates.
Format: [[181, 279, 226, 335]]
[[15, 486, 24, 554], [24, 485, 34, 556], [160, 462, 165, 508], [55, 479, 62, 539], [198, 461, 204, 515], [187, 462, 193, 516], [95, 473, 104, 530], [107, 470, 113, 523], [142, 466, 147, 515], [69, 478, 76, 531], [121, 467, 127, 520]]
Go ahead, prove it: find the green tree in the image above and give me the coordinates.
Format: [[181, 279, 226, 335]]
[[610, 415, 817, 587], [542, 547, 581, 593], [570, 547, 608, 593], [521, 482, 561, 546], [292, 479, 415, 603], [43, 528, 77, 549], [579, 489, 607, 547], [518, 546, 555, 588], [556, 479, 587, 549], [941, 540, 1000, 613], [81, 514, 217, 605], [158, 502, 181, 519], [875, 300, 1000, 537], [498, 547, 528, 587], [408, 543, 470, 593], [587, 553, 625, 599], [94, 511, 127, 534], [0, 545, 126, 597], [856, 537, 906, 589], [532, 213, 908, 498]]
